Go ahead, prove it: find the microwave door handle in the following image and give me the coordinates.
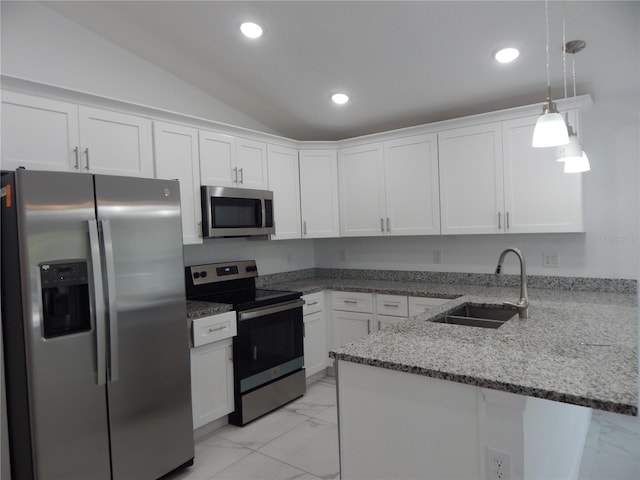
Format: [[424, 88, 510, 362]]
[[88, 220, 107, 386], [100, 219, 119, 383]]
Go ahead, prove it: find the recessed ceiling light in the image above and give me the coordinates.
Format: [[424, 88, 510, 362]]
[[240, 22, 263, 39], [494, 47, 520, 63], [331, 93, 349, 105]]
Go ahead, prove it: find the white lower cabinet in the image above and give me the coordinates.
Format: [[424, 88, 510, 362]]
[[302, 292, 328, 377], [190, 338, 234, 429], [302, 292, 329, 377], [190, 311, 236, 429], [408, 296, 453, 316], [332, 291, 374, 347]]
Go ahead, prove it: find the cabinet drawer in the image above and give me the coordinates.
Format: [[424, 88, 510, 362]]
[[408, 296, 453, 317], [375, 294, 408, 317], [332, 291, 373, 313], [192, 311, 237, 347], [303, 292, 324, 315]]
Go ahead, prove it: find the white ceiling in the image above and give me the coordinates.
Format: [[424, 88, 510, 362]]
[[45, 1, 638, 141]]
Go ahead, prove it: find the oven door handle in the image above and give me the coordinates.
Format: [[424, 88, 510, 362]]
[[238, 298, 305, 321]]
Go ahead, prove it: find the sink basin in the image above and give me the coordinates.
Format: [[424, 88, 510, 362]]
[[435, 303, 518, 329]]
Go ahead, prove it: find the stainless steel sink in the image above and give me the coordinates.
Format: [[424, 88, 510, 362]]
[[435, 304, 518, 329]]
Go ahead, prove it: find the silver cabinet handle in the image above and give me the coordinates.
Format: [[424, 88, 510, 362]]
[[232, 167, 238, 183], [207, 325, 227, 333], [73, 146, 80, 169], [239, 168, 244, 184], [506, 211, 510, 230], [380, 218, 384, 232], [307, 301, 319, 306], [498, 211, 502, 230], [84, 148, 90, 170], [367, 319, 371, 335], [383, 303, 399, 308], [239, 299, 304, 321], [100, 219, 119, 383], [303, 220, 307, 236], [343, 300, 357, 304], [386, 217, 390, 232], [377, 320, 381, 330], [88, 220, 107, 386]]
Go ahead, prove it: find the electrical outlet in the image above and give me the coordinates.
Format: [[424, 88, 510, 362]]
[[433, 250, 442, 264], [485, 447, 511, 480], [542, 252, 560, 268]]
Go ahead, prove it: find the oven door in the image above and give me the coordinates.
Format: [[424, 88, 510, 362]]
[[235, 299, 304, 393]]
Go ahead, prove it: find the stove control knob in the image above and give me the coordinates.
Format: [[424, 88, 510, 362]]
[[200, 271, 208, 278], [193, 272, 200, 279]]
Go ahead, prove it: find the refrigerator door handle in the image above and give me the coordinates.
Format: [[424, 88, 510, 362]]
[[88, 220, 108, 386], [100, 219, 119, 383]]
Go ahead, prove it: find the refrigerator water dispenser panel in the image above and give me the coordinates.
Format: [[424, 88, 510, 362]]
[[40, 261, 90, 338]]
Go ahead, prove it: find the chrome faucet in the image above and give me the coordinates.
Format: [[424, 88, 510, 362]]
[[495, 247, 529, 319]]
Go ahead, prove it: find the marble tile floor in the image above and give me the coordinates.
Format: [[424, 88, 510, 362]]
[[168, 375, 639, 480]]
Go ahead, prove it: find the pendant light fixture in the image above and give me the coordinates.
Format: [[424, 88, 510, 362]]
[[532, 0, 569, 148], [558, 39, 590, 173]]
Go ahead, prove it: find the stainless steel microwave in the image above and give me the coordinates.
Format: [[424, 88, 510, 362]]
[[201, 186, 274, 238]]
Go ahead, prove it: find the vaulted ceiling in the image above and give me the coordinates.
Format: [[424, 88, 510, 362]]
[[46, 1, 638, 140]]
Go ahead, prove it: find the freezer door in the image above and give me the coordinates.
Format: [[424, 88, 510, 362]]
[[10, 170, 111, 480], [94, 175, 194, 479]]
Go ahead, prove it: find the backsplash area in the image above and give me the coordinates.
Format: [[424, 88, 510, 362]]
[[257, 268, 637, 294]]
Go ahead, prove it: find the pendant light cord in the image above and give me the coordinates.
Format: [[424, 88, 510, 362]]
[[545, 0, 551, 93]]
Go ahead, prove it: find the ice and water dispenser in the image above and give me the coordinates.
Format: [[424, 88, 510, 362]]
[[40, 261, 91, 338]]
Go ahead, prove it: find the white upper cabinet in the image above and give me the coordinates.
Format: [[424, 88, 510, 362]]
[[236, 138, 268, 190], [198, 130, 237, 187], [338, 143, 386, 236], [153, 121, 202, 245], [439, 115, 583, 235], [299, 150, 340, 238], [2, 92, 80, 172], [199, 132, 268, 190], [383, 134, 440, 235], [339, 135, 441, 237], [2, 92, 153, 177], [438, 122, 505, 234], [502, 113, 583, 233], [267, 144, 301, 240]]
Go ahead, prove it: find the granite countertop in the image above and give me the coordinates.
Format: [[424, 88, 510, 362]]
[[187, 300, 233, 320], [265, 276, 638, 416]]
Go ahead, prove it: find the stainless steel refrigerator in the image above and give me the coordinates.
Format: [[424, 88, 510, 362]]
[[1, 169, 194, 479]]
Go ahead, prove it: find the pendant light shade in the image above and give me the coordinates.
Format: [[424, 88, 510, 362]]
[[532, 99, 569, 147], [563, 152, 591, 173], [556, 124, 582, 161]]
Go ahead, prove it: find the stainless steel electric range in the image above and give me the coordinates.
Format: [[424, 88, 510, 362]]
[[185, 260, 305, 425]]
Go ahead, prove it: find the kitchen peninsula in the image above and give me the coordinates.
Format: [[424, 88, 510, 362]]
[[263, 271, 638, 480]]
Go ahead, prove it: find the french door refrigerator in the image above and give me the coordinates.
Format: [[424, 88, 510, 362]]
[[1, 169, 194, 479]]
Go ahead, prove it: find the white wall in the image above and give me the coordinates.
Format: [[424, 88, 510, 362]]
[[183, 239, 315, 275], [0, 2, 278, 135]]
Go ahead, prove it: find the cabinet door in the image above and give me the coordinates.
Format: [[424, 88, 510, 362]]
[[384, 134, 441, 235], [338, 143, 385, 236], [333, 311, 372, 348], [190, 339, 234, 429], [236, 138, 268, 189], [1, 92, 80, 172], [408, 296, 453, 317], [502, 114, 583, 233], [199, 130, 236, 187], [267, 144, 301, 240], [377, 315, 404, 331], [304, 310, 328, 377], [299, 150, 340, 238], [153, 121, 202, 245], [78, 106, 153, 177], [439, 122, 504, 234]]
